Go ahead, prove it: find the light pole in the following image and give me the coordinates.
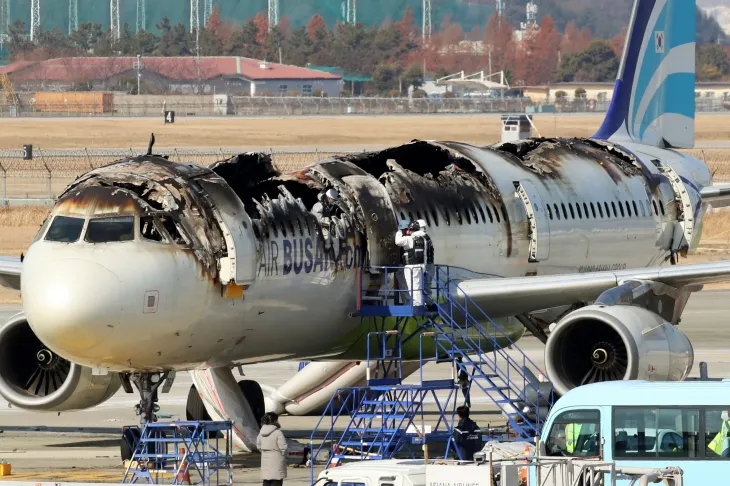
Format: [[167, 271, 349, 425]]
[[135, 54, 144, 95]]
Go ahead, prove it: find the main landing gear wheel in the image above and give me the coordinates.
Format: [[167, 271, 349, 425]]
[[238, 379, 265, 424]]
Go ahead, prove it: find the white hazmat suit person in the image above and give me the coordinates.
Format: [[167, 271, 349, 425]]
[[311, 188, 341, 255], [395, 219, 434, 309]]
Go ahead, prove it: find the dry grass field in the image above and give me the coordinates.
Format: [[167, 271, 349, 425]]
[[0, 113, 729, 149]]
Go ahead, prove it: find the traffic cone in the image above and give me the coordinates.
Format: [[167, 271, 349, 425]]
[[177, 448, 191, 484]]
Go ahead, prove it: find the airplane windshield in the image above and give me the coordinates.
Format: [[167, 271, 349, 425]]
[[44, 215, 85, 243], [85, 216, 135, 243]]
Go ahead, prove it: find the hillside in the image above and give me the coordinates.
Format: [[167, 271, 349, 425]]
[[1, 0, 725, 43]]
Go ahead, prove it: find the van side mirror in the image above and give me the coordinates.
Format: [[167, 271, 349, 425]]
[[538, 440, 546, 456]]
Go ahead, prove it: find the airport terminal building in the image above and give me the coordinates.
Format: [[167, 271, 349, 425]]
[[0, 56, 344, 97]]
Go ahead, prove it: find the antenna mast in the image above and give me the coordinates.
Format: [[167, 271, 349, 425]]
[[203, 0, 213, 25], [69, 0, 78, 34], [346, 0, 356, 24], [0, 0, 9, 47], [136, 0, 146, 32], [190, 0, 199, 33], [422, 0, 431, 42], [30, 0, 40, 42], [110, 0, 120, 41], [268, 0, 279, 32]]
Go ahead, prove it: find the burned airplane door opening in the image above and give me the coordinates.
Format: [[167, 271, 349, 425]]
[[341, 174, 400, 269], [196, 177, 258, 286], [514, 180, 550, 262]]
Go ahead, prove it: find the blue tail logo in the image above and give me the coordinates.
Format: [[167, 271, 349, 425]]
[[593, 0, 696, 149]]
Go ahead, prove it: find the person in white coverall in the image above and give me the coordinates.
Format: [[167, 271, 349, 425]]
[[395, 219, 434, 309], [311, 188, 341, 254]]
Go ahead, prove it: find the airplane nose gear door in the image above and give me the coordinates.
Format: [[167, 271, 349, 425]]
[[514, 180, 550, 262]]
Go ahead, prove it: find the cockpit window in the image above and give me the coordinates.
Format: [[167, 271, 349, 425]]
[[85, 216, 135, 243], [158, 215, 190, 246], [44, 216, 85, 243], [140, 216, 165, 243]]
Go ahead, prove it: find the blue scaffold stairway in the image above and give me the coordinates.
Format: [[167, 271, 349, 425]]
[[309, 265, 554, 477], [122, 421, 233, 485]]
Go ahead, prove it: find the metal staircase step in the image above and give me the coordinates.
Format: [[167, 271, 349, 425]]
[[354, 413, 411, 419], [361, 400, 414, 405], [347, 428, 400, 434]]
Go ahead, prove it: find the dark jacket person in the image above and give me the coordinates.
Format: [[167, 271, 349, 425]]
[[453, 405, 482, 461]]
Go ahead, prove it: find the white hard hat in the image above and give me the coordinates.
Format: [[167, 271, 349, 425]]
[[325, 188, 339, 200], [417, 219, 427, 229]]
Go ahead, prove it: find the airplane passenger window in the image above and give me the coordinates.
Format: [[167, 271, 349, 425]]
[[463, 206, 472, 224], [569, 203, 576, 219], [598, 203, 604, 218], [618, 202, 625, 218], [44, 215, 85, 243], [476, 203, 486, 223], [604, 202, 611, 218], [625, 201, 632, 217], [659, 200, 665, 216], [469, 203, 479, 223], [416, 210, 423, 221], [632, 201, 639, 217], [493, 205, 501, 223], [423, 210, 431, 227], [431, 208, 439, 226], [612, 201, 619, 218], [453, 206, 463, 225], [553, 204, 560, 220], [85, 216, 135, 243], [408, 211, 415, 222], [561, 203, 568, 220], [486, 205, 495, 222], [583, 203, 589, 219], [501, 205, 508, 222], [590, 202, 596, 218], [546, 204, 553, 220], [140, 216, 164, 242], [652, 200, 659, 216], [576, 203, 582, 219]]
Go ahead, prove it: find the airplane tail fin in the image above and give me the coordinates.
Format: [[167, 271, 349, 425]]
[[593, 0, 696, 148]]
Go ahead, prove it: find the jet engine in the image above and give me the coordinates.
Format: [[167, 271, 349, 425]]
[[0, 312, 122, 411], [544, 305, 694, 397]]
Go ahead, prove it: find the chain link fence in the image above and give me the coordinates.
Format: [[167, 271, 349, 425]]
[[2, 146, 729, 206], [2, 95, 728, 118], [0, 148, 345, 205]]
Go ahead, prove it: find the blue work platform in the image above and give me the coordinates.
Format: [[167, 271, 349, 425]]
[[310, 265, 555, 480], [122, 420, 233, 485]]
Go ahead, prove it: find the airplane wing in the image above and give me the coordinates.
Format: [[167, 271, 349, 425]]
[[457, 260, 730, 319], [700, 184, 730, 208], [0, 257, 22, 291]]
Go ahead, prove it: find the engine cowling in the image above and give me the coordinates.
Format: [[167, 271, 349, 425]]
[[0, 312, 122, 411], [544, 304, 694, 397]]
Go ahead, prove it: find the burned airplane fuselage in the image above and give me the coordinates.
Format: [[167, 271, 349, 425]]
[[19, 138, 707, 371]]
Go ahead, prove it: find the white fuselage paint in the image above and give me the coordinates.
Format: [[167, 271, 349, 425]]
[[20, 142, 708, 372]]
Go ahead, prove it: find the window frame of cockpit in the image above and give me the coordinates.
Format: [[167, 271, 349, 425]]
[[43, 214, 88, 244], [84, 214, 136, 244]]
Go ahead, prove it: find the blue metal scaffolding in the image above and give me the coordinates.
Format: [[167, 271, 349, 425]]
[[309, 265, 554, 479], [122, 420, 233, 485]]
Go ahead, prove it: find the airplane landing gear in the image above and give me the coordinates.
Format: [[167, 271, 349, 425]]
[[131, 372, 168, 424], [120, 371, 175, 462]]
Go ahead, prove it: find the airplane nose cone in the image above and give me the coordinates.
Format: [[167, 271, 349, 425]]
[[22, 258, 120, 359]]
